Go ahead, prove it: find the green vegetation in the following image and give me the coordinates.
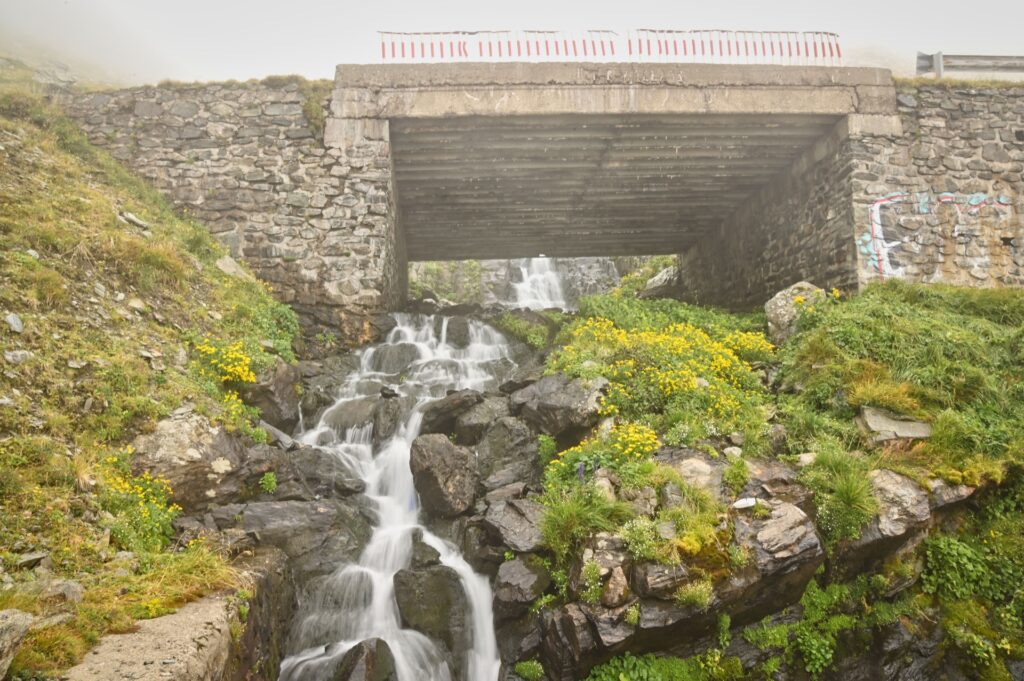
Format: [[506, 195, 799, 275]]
[[534, 279, 1024, 679], [781, 281, 1024, 486], [0, 76, 297, 674], [513, 659, 545, 681], [408, 260, 486, 304], [258, 471, 278, 495], [613, 255, 677, 297], [742, 575, 913, 679], [493, 312, 552, 349]]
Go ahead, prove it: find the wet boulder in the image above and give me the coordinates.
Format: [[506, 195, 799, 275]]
[[410, 434, 478, 518], [725, 500, 825, 620], [453, 395, 511, 445], [239, 357, 301, 433], [540, 604, 600, 681], [332, 638, 397, 681], [322, 396, 379, 435], [493, 557, 551, 621], [475, 417, 540, 490], [368, 342, 421, 375], [419, 390, 484, 436], [510, 374, 607, 438], [483, 499, 544, 552], [273, 446, 365, 500], [208, 499, 372, 583], [372, 394, 406, 446], [393, 565, 470, 675], [434, 315, 472, 349]]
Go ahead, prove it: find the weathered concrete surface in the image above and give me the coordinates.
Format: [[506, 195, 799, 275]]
[[327, 63, 896, 262], [63, 596, 233, 681]]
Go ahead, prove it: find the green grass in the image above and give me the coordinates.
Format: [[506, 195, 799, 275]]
[[0, 73, 296, 675]]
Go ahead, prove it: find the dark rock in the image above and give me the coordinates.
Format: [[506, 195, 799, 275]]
[[493, 557, 551, 621], [15, 551, 49, 570], [367, 342, 420, 374], [372, 397, 405, 446], [740, 458, 812, 512], [435, 316, 472, 348], [298, 354, 361, 421], [496, 614, 543, 665], [419, 390, 484, 436], [510, 374, 607, 437], [581, 601, 635, 648], [332, 638, 397, 681], [393, 565, 470, 675], [483, 499, 544, 552], [274, 445, 365, 500], [209, 499, 371, 582], [870, 470, 930, 538], [410, 434, 478, 518], [410, 529, 441, 568], [322, 396, 379, 435], [601, 566, 630, 608], [632, 562, 690, 598], [240, 357, 301, 433], [476, 417, 540, 490], [540, 604, 599, 681], [453, 395, 511, 445]]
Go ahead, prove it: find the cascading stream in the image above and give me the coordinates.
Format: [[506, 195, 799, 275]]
[[281, 259, 568, 681], [279, 316, 516, 681], [512, 257, 567, 309]]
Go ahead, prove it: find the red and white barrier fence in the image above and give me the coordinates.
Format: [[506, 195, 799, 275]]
[[378, 30, 842, 66]]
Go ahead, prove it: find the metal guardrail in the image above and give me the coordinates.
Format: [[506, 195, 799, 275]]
[[917, 52, 1024, 77], [378, 30, 843, 66]]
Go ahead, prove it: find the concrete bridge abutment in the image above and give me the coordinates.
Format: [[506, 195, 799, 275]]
[[62, 66, 1024, 344]]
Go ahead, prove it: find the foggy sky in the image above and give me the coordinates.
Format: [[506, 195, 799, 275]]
[[1, 0, 1022, 85]]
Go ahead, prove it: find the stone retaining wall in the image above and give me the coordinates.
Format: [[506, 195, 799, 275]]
[[678, 85, 1024, 305], [852, 85, 1024, 287], [62, 80, 400, 342]]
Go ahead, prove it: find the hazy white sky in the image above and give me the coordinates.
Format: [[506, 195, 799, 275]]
[[1, 0, 1022, 84]]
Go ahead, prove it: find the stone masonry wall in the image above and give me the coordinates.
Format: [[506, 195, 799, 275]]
[[61, 80, 401, 344], [850, 85, 1024, 287], [677, 120, 859, 307], [678, 86, 1024, 307]]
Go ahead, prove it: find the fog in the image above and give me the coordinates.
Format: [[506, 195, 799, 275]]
[[1, 0, 1022, 84]]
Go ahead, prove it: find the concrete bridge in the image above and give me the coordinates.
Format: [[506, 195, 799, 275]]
[[65, 64, 1024, 342]]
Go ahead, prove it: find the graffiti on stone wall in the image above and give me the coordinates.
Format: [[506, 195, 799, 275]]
[[859, 191, 1016, 279]]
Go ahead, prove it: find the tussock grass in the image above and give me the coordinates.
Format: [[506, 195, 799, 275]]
[[0, 71, 296, 674]]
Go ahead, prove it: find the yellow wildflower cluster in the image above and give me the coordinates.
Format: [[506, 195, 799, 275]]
[[722, 331, 775, 362], [194, 337, 256, 384], [99, 448, 181, 552], [548, 317, 768, 442], [545, 422, 660, 485]]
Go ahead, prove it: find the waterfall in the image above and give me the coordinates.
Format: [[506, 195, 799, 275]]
[[279, 314, 514, 681], [512, 257, 567, 309]]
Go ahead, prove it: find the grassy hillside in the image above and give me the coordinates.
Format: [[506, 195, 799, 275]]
[[537, 282, 1024, 680], [0, 79, 297, 676]]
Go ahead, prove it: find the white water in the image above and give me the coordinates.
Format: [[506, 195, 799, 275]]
[[279, 315, 517, 681], [512, 257, 567, 310]]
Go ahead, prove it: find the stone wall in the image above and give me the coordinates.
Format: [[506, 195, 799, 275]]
[[61, 79, 401, 343], [676, 118, 860, 308], [851, 85, 1024, 287], [678, 86, 1024, 306]]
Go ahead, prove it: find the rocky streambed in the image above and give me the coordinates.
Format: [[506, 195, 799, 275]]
[[58, 293, 988, 681]]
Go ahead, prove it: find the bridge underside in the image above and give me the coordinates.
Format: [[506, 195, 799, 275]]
[[393, 113, 840, 260]]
